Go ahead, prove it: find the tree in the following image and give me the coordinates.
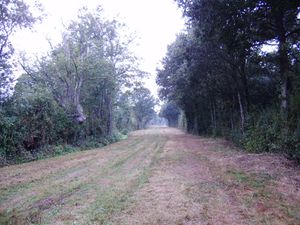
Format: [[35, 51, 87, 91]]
[[0, 6, 154, 164], [22, 7, 137, 127], [157, 0, 300, 160], [159, 102, 181, 127], [175, 0, 300, 132], [254, 0, 300, 131], [115, 92, 135, 133], [0, 0, 40, 100], [131, 87, 156, 130]]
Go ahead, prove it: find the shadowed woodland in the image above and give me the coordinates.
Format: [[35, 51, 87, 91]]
[[158, 0, 300, 162], [0, 1, 299, 224]]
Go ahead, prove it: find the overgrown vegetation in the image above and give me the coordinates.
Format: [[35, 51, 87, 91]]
[[157, 0, 300, 162], [0, 2, 156, 166]]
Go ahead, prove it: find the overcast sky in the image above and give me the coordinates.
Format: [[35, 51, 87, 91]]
[[11, 0, 185, 96]]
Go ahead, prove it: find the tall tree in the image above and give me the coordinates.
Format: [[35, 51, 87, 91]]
[[175, 0, 300, 131], [131, 87, 156, 130], [0, 0, 40, 100], [22, 7, 136, 126], [254, 0, 300, 130]]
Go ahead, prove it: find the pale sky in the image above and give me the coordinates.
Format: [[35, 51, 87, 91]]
[[11, 0, 185, 96]]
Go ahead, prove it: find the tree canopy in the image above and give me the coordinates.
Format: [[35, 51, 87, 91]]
[[0, 0, 41, 100], [0, 5, 156, 165], [157, 0, 300, 161]]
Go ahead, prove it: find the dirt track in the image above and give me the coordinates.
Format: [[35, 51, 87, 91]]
[[0, 127, 299, 224]]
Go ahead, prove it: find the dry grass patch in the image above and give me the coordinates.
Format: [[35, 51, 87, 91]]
[[0, 127, 299, 225]]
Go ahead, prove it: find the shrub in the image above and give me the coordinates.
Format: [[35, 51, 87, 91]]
[[243, 110, 282, 153], [53, 145, 78, 156]]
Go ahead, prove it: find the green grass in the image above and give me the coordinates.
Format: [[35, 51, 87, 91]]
[[86, 136, 166, 224], [226, 170, 272, 189]]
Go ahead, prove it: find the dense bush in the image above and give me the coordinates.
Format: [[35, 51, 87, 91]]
[[0, 93, 130, 166], [221, 108, 300, 162], [243, 110, 282, 153], [0, 95, 72, 163]]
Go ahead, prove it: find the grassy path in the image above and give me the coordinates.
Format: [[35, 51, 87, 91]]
[[0, 127, 299, 224]]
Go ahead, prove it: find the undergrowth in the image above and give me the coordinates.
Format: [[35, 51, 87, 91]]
[[0, 133, 127, 167]]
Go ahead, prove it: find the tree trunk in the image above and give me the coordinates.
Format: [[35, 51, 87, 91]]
[[73, 76, 86, 123], [239, 57, 249, 112], [238, 92, 245, 134], [277, 20, 290, 132], [137, 118, 144, 130], [229, 60, 248, 133], [185, 111, 194, 133], [210, 100, 217, 134], [194, 115, 198, 135], [105, 93, 114, 136]]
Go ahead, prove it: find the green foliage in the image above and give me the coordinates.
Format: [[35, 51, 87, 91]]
[[0, 110, 19, 158], [0, 93, 76, 163], [0, 77, 133, 166], [53, 144, 78, 156], [0, 0, 41, 100], [230, 109, 300, 162], [228, 128, 244, 147], [157, 0, 300, 162], [243, 110, 282, 153], [0, 6, 155, 166], [159, 102, 180, 127], [115, 92, 135, 134], [131, 87, 156, 129]]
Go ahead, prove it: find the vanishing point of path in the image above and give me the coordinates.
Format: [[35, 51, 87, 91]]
[[0, 127, 299, 225]]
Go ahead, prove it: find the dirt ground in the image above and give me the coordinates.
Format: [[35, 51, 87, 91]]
[[0, 127, 299, 225]]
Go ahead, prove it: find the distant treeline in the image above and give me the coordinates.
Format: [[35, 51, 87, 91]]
[[157, 0, 300, 162], [0, 3, 156, 165]]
